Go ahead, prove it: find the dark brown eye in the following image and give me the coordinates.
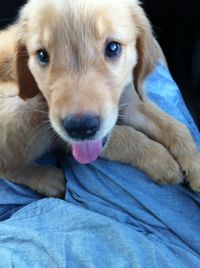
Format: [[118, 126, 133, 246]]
[[105, 42, 122, 58], [36, 49, 50, 66]]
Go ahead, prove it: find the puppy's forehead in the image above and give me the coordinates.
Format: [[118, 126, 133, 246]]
[[23, 0, 138, 42]]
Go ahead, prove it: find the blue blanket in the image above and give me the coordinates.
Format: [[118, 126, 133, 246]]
[[0, 63, 200, 267]]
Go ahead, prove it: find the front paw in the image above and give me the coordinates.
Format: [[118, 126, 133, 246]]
[[143, 143, 183, 185], [36, 166, 66, 198], [178, 154, 200, 192]]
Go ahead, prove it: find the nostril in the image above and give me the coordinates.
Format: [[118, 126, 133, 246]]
[[63, 114, 100, 139]]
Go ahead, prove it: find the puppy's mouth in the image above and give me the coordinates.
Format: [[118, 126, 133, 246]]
[[72, 136, 108, 164], [50, 112, 114, 164]]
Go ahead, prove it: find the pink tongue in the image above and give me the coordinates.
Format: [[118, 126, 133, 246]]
[[72, 140, 103, 164]]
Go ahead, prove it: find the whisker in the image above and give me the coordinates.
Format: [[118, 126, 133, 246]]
[[29, 120, 50, 137], [118, 103, 131, 108], [117, 114, 130, 119], [48, 132, 60, 148], [26, 107, 48, 115], [24, 122, 52, 154]]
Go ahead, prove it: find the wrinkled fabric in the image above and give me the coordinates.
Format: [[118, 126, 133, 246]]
[[0, 63, 200, 268]]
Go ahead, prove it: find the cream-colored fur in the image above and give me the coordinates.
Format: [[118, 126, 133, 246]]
[[0, 0, 199, 197]]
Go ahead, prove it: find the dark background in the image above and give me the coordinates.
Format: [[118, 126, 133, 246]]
[[0, 0, 199, 128]]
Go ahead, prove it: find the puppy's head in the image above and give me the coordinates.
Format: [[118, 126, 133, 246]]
[[16, 0, 158, 163]]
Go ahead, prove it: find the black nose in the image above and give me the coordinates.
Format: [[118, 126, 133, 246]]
[[63, 114, 100, 140]]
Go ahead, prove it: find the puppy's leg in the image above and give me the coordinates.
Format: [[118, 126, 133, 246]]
[[3, 164, 66, 198], [102, 125, 182, 184], [124, 100, 200, 191]]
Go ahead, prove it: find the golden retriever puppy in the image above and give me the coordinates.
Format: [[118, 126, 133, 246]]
[[0, 0, 200, 197]]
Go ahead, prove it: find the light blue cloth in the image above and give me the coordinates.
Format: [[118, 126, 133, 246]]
[[0, 63, 200, 267]]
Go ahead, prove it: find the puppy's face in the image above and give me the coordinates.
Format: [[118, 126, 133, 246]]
[[17, 0, 156, 163]]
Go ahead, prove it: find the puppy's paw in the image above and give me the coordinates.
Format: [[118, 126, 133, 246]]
[[36, 166, 66, 198], [144, 144, 183, 185], [179, 154, 200, 192], [189, 179, 200, 193]]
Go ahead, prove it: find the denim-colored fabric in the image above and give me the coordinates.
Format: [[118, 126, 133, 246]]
[[0, 63, 200, 267]]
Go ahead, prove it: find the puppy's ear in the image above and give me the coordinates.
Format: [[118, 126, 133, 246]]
[[132, 5, 159, 100], [15, 43, 39, 99]]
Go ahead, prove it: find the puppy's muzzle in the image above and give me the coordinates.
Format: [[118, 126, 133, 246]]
[[63, 113, 100, 140]]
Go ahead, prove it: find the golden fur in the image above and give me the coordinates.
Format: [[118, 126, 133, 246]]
[[0, 0, 200, 197]]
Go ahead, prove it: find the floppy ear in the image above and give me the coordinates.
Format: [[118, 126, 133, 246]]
[[15, 43, 39, 99], [132, 5, 159, 100]]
